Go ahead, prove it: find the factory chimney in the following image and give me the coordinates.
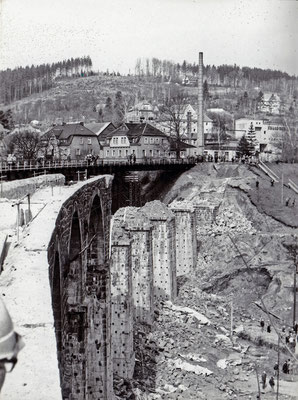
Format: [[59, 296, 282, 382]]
[[197, 52, 204, 155]]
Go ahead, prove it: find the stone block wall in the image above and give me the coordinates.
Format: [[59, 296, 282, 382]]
[[48, 175, 113, 400], [110, 200, 199, 380], [110, 210, 135, 379], [169, 201, 197, 277], [0, 174, 65, 199], [142, 201, 177, 302]]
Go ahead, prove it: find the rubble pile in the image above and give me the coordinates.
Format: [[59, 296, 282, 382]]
[[126, 164, 298, 399]]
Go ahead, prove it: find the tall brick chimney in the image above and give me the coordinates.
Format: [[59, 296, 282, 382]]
[[197, 52, 204, 155]]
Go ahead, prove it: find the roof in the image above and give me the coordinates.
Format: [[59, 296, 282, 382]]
[[169, 138, 196, 151], [106, 123, 168, 141], [85, 122, 114, 136], [45, 123, 96, 140]]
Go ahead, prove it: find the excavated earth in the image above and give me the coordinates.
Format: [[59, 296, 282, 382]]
[[116, 163, 298, 400]]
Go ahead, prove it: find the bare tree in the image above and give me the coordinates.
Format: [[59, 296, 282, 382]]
[[273, 117, 298, 162], [159, 91, 187, 159], [6, 130, 41, 161]]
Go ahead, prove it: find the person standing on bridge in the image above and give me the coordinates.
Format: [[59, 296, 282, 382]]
[[0, 298, 25, 392], [133, 152, 136, 164]]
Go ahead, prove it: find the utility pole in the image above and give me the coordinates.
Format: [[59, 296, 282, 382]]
[[293, 252, 297, 329], [230, 300, 233, 342], [255, 365, 261, 399], [276, 336, 280, 400]]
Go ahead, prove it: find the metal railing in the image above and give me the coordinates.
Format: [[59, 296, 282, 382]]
[[0, 158, 196, 172]]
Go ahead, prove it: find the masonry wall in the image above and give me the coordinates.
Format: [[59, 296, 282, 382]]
[[0, 173, 65, 199], [142, 202, 177, 302], [48, 175, 113, 400], [110, 210, 135, 379], [169, 201, 197, 276]]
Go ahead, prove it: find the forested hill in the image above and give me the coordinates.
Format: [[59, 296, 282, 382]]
[[0, 56, 93, 104], [1, 56, 296, 107]]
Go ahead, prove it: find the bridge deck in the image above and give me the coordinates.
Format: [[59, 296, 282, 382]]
[[0, 159, 196, 181]]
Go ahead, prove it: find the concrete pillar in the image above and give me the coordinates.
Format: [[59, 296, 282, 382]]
[[110, 214, 135, 379], [142, 201, 177, 302], [169, 201, 197, 276], [114, 207, 154, 326]]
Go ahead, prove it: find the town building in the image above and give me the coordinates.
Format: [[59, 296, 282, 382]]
[[102, 122, 195, 161], [85, 122, 116, 146], [234, 117, 286, 159], [154, 104, 215, 147], [258, 93, 281, 115], [125, 101, 159, 123], [39, 122, 101, 161]]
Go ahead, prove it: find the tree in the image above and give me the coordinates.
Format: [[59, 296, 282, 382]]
[[104, 97, 113, 121], [0, 109, 14, 130], [273, 118, 298, 162], [237, 135, 253, 157], [113, 91, 125, 126], [246, 122, 257, 154], [6, 130, 41, 161], [159, 91, 187, 159]]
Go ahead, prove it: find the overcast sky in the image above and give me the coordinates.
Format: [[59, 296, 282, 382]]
[[0, 0, 297, 75]]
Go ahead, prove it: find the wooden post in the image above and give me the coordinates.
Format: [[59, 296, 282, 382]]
[[276, 336, 280, 400], [293, 254, 297, 329], [230, 300, 233, 342], [281, 172, 284, 205], [255, 365, 261, 399], [16, 203, 20, 243], [27, 194, 31, 220]]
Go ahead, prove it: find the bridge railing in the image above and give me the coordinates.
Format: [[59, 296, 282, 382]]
[[0, 157, 195, 172]]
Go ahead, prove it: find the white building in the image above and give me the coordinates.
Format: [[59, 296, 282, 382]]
[[235, 117, 285, 156]]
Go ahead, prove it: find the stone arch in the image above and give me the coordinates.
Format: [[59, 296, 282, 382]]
[[84, 193, 111, 399], [52, 250, 62, 374], [61, 209, 87, 399]]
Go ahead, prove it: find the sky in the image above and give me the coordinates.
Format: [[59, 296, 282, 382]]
[[0, 0, 297, 75]]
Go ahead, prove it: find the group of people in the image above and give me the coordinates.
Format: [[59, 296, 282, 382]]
[[285, 197, 296, 207], [260, 318, 271, 333], [261, 371, 275, 391], [127, 153, 136, 164]]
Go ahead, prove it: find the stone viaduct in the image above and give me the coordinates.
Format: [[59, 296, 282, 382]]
[[45, 176, 211, 399]]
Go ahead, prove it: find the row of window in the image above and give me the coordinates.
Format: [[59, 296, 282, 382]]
[[104, 149, 184, 157]]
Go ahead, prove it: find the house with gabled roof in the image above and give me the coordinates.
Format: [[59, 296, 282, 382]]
[[102, 122, 194, 161], [39, 122, 101, 161], [85, 122, 116, 145], [259, 93, 281, 115], [125, 101, 159, 124]]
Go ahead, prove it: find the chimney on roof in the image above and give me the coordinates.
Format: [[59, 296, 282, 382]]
[[197, 51, 204, 155], [80, 121, 84, 126]]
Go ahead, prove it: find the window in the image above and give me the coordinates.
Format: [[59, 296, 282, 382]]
[[88, 138, 92, 145], [144, 137, 148, 144], [150, 137, 154, 144], [155, 138, 159, 144], [113, 137, 118, 145], [121, 137, 126, 144], [112, 150, 116, 156], [106, 150, 110, 156], [76, 149, 81, 155], [119, 149, 122, 157], [80, 138, 84, 144]]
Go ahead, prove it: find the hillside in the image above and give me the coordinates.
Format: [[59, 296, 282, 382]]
[[2, 71, 297, 129], [2, 75, 170, 127]]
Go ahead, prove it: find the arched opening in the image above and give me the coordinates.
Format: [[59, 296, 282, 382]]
[[86, 194, 110, 398], [52, 251, 62, 370]]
